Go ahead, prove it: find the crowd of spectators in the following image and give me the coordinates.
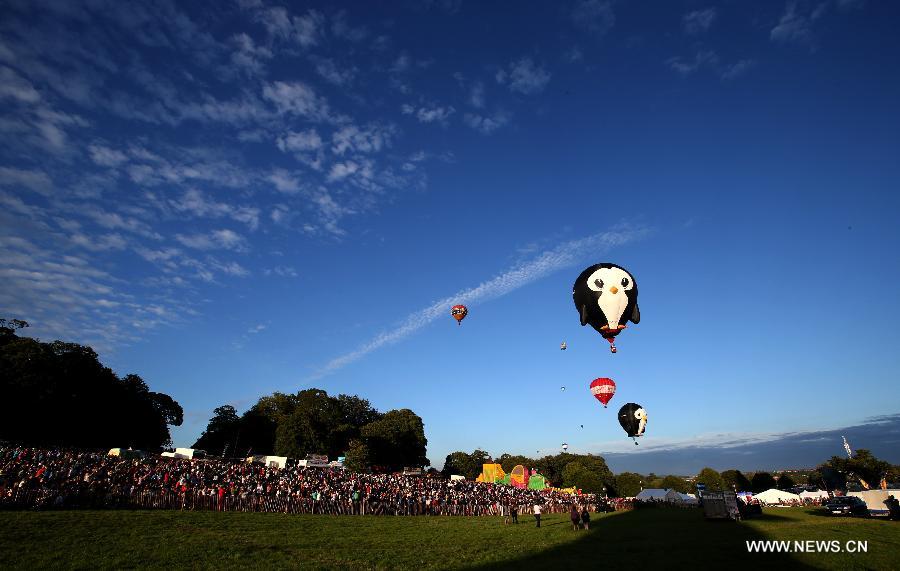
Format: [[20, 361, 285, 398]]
[[0, 445, 613, 516]]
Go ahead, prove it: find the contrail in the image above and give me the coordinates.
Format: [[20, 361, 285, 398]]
[[308, 224, 649, 379]]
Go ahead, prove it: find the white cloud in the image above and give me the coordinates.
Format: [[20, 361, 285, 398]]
[[313, 57, 356, 86], [309, 225, 650, 378], [0, 167, 53, 195], [262, 81, 337, 123], [267, 169, 301, 193], [771, 1, 826, 48], [70, 232, 128, 251], [0, 66, 42, 103], [230, 32, 272, 75], [498, 58, 551, 95], [720, 59, 756, 80], [571, 0, 615, 34], [332, 123, 395, 154], [468, 82, 485, 108], [277, 128, 323, 152], [464, 111, 510, 134], [264, 265, 298, 277], [666, 50, 718, 76], [88, 144, 129, 167], [293, 10, 324, 48], [175, 229, 247, 251], [169, 188, 259, 230], [683, 8, 716, 35]]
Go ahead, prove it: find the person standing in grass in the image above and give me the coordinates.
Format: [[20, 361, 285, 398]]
[[533, 502, 542, 527], [570, 505, 581, 530], [581, 506, 590, 530], [511, 502, 518, 524]]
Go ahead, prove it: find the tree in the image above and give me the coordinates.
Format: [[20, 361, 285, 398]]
[[361, 409, 428, 471], [661, 475, 690, 493], [751, 471, 777, 492], [777, 474, 796, 490], [613, 472, 643, 498], [498, 454, 535, 474], [343, 439, 371, 472], [0, 321, 181, 450], [822, 450, 892, 489], [193, 405, 241, 455], [696, 467, 723, 491], [442, 451, 480, 480], [721, 470, 752, 492]]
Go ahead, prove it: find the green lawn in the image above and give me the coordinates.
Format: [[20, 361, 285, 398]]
[[0, 508, 897, 570]]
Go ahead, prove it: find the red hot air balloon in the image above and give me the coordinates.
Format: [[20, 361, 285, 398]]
[[589, 377, 616, 408], [451, 305, 468, 325]]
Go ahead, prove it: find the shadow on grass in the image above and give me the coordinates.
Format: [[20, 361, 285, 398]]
[[469, 508, 816, 570]]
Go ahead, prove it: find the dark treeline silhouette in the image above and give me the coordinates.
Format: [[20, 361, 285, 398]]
[[194, 389, 428, 472], [0, 319, 183, 450]]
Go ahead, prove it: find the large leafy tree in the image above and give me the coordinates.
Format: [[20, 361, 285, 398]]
[[193, 405, 241, 456], [777, 474, 796, 490], [822, 450, 892, 488], [613, 472, 644, 498], [361, 408, 428, 471], [442, 451, 483, 479], [661, 475, 691, 493], [721, 470, 753, 492], [0, 319, 182, 449], [696, 467, 724, 491], [751, 471, 777, 492], [561, 455, 613, 494]]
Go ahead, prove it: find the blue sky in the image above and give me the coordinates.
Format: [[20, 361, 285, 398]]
[[2, 0, 899, 471]]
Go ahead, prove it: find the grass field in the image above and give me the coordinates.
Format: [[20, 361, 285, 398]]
[[0, 507, 897, 570]]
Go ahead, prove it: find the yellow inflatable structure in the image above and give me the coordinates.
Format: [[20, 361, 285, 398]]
[[475, 463, 505, 483]]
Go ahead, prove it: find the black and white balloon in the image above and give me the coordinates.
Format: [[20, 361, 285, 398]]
[[617, 402, 648, 441], [572, 263, 640, 352]]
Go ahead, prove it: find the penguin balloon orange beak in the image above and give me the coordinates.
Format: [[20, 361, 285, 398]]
[[609, 286, 618, 294]]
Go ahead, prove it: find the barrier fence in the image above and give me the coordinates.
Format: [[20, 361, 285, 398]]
[[1, 488, 622, 516]]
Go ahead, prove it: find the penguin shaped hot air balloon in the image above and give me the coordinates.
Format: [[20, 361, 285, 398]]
[[561, 443, 569, 453], [450, 305, 468, 325], [573, 263, 640, 353], [560, 341, 567, 350], [589, 377, 616, 408], [617, 403, 647, 445]]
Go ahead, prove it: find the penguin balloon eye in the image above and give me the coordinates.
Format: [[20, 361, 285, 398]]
[[621, 277, 629, 288], [594, 279, 604, 289]]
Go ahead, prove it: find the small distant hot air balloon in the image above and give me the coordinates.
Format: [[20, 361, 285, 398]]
[[450, 305, 468, 325], [618, 403, 648, 445], [589, 377, 616, 408], [560, 386, 566, 391], [560, 342, 567, 350], [561, 443, 569, 452]]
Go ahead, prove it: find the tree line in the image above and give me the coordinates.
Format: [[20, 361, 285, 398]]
[[441, 448, 899, 496], [0, 319, 183, 450], [193, 389, 428, 472]]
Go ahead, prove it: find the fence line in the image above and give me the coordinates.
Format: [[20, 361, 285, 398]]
[[1, 488, 623, 516]]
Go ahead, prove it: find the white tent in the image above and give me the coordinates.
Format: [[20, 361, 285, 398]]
[[848, 489, 900, 514], [679, 493, 698, 505], [799, 490, 829, 500], [635, 489, 683, 503], [755, 488, 801, 504]]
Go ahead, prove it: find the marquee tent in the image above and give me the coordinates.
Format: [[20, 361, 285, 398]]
[[754, 489, 801, 504], [799, 490, 830, 500]]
